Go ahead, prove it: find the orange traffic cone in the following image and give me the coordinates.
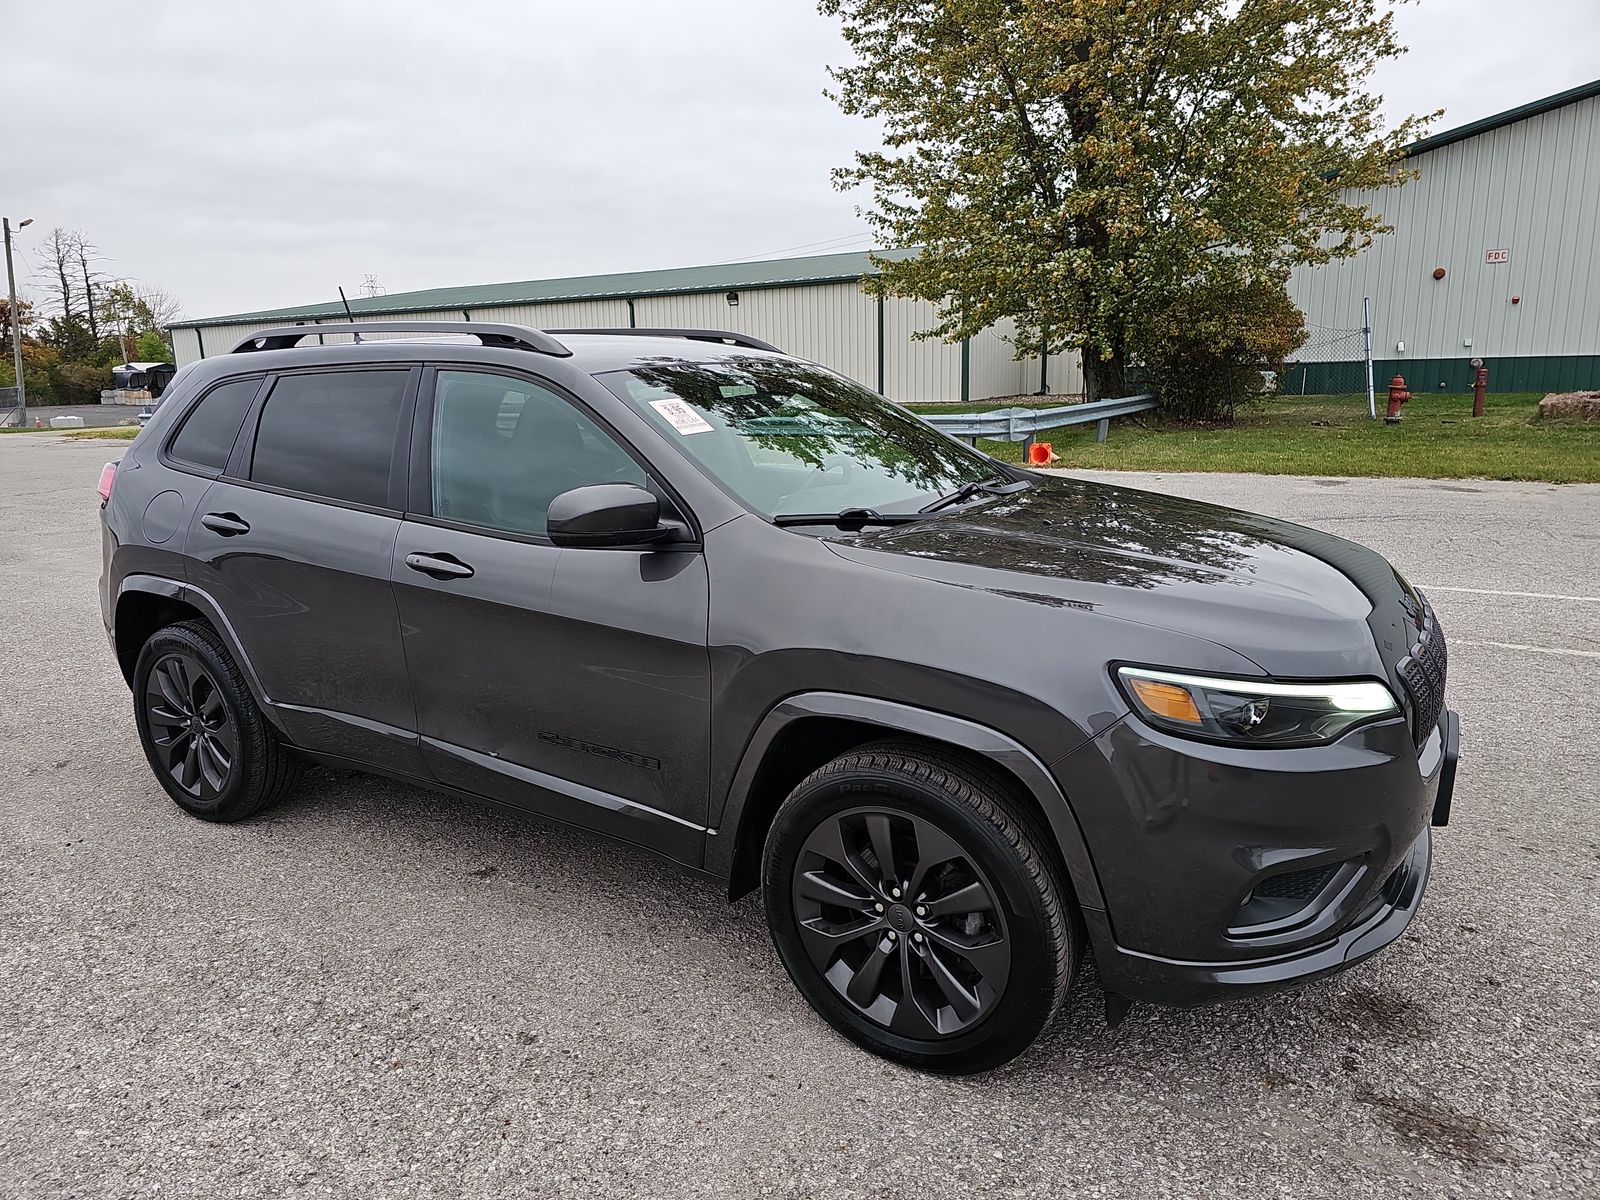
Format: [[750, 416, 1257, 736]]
[[1027, 442, 1058, 465]]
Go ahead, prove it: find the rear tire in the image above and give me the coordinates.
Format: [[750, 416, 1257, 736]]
[[132, 620, 301, 822], [762, 740, 1077, 1074]]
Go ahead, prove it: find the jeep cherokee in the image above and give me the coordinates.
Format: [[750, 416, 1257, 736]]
[[99, 321, 1459, 1073]]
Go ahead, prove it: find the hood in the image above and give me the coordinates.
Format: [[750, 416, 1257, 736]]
[[826, 475, 1421, 678]]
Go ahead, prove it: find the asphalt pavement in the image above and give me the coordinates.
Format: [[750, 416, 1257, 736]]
[[1, 435, 1595, 1198], [3, 404, 144, 430]]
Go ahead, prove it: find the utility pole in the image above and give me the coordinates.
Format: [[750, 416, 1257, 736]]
[[4, 216, 33, 429]]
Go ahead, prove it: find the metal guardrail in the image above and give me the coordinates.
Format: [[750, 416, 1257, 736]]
[[918, 393, 1156, 448]]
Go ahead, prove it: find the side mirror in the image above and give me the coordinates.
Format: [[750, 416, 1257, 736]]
[[547, 484, 679, 548]]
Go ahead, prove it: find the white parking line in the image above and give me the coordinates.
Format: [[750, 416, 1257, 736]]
[[1452, 638, 1600, 660], [1418, 585, 1600, 603]]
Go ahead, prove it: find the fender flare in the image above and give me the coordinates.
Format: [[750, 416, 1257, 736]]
[[114, 575, 289, 738], [710, 692, 1106, 911]]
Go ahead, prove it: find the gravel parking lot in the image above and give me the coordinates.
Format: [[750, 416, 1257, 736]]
[[2, 434, 1595, 1199]]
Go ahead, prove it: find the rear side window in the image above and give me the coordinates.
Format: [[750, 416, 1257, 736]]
[[249, 371, 409, 508], [167, 377, 260, 470]]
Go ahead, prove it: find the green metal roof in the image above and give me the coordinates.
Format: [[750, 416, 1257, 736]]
[[177, 247, 914, 329], [1404, 77, 1600, 158]]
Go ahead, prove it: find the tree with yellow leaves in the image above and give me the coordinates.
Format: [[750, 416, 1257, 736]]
[[822, 0, 1435, 407]]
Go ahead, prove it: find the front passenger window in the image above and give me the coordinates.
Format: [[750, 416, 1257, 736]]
[[431, 371, 646, 537]]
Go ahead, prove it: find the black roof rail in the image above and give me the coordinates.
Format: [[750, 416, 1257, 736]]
[[546, 328, 782, 354], [230, 321, 572, 357]]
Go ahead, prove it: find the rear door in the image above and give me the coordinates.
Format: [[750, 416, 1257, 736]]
[[391, 367, 711, 862], [183, 365, 424, 773]]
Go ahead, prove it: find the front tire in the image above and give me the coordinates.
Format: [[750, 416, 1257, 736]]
[[762, 740, 1077, 1074], [132, 620, 301, 822]]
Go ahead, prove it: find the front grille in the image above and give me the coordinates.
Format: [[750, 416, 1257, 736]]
[[1253, 864, 1338, 902], [1397, 594, 1448, 748]]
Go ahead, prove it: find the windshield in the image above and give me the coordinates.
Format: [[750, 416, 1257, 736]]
[[598, 358, 1006, 518]]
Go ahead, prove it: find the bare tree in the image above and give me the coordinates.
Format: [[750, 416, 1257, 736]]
[[69, 232, 110, 341], [34, 227, 78, 323], [136, 284, 182, 331]]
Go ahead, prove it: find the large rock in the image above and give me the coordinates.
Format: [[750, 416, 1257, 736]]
[[1538, 391, 1600, 420]]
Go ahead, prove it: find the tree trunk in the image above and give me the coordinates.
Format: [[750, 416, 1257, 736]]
[[55, 261, 74, 323], [80, 261, 99, 341], [1082, 348, 1127, 403]]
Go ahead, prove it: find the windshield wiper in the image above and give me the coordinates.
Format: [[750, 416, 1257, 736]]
[[918, 475, 1030, 514], [771, 508, 926, 530]]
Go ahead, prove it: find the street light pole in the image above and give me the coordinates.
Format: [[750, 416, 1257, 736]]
[[3, 216, 32, 429]]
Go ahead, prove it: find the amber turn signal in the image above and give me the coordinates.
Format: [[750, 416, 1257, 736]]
[[1125, 677, 1203, 724]]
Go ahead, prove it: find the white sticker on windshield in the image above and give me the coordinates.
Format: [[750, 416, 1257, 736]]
[[649, 398, 715, 435], [719, 383, 758, 398]]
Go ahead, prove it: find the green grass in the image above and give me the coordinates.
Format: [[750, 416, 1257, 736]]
[[904, 392, 1600, 483], [61, 426, 139, 440]]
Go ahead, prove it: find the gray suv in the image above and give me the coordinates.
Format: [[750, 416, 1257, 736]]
[[99, 322, 1459, 1073]]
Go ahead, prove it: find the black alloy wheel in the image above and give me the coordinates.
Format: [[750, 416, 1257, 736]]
[[132, 620, 301, 822], [792, 807, 1010, 1037], [763, 741, 1076, 1074], [144, 651, 236, 802]]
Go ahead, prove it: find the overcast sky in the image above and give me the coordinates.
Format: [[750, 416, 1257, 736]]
[[8, 0, 1597, 320]]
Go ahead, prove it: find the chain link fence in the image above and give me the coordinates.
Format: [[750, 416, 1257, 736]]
[[0, 385, 20, 428], [1270, 298, 1376, 419]]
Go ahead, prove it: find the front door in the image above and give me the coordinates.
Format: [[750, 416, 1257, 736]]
[[183, 366, 422, 772], [391, 368, 711, 863]]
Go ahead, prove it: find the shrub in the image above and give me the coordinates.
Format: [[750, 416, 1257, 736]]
[[47, 361, 114, 406], [1143, 276, 1307, 423]]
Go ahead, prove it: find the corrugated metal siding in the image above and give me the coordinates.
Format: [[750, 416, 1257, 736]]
[[1290, 93, 1600, 362], [172, 249, 917, 327], [967, 318, 1024, 399], [171, 326, 203, 365], [486, 300, 632, 328], [1046, 349, 1086, 396], [882, 296, 962, 402], [169, 282, 1090, 403], [635, 282, 879, 388]]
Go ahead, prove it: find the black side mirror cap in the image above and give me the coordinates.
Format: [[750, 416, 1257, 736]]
[[547, 484, 682, 548]]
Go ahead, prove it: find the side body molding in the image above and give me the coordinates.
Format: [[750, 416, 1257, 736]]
[[710, 692, 1106, 911]]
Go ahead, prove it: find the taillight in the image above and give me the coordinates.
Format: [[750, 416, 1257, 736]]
[[97, 461, 117, 503]]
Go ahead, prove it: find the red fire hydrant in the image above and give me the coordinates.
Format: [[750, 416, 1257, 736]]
[[1384, 375, 1410, 425]]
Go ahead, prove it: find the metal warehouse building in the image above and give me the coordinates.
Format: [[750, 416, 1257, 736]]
[[170, 249, 1082, 404], [1289, 78, 1600, 394], [173, 79, 1597, 400]]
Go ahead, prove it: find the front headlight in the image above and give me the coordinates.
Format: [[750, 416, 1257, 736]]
[[1116, 666, 1400, 747]]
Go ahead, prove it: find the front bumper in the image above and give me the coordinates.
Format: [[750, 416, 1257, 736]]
[[1063, 707, 1459, 1008], [1088, 824, 1431, 1006]]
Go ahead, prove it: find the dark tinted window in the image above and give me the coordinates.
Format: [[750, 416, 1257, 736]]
[[250, 371, 408, 508], [430, 370, 645, 536], [168, 377, 259, 470]]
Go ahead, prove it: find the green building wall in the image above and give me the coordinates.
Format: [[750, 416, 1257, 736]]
[[1285, 356, 1598, 397]]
